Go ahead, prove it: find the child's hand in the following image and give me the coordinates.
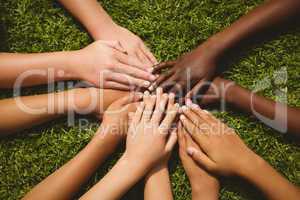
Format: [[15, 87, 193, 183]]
[[178, 121, 219, 199], [124, 90, 179, 169], [150, 43, 219, 96], [180, 102, 257, 176], [96, 93, 143, 139], [97, 24, 157, 67], [71, 40, 156, 90]]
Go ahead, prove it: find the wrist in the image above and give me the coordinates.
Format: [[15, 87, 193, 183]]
[[197, 36, 227, 61], [190, 175, 220, 197], [220, 78, 237, 104], [191, 180, 219, 200], [145, 164, 169, 180], [122, 152, 151, 172], [92, 20, 118, 40], [236, 152, 266, 179], [119, 153, 149, 177]]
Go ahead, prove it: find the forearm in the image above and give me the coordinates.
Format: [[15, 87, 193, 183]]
[[202, 0, 300, 59], [0, 88, 128, 136], [58, 0, 115, 40], [239, 155, 300, 200], [226, 82, 300, 137], [0, 90, 74, 135], [23, 130, 122, 200], [0, 52, 76, 88], [81, 155, 148, 200], [144, 166, 173, 200]]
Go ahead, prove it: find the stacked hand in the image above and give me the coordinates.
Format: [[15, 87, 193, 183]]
[[124, 89, 179, 169], [70, 40, 157, 90], [179, 99, 258, 176], [150, 42, 220, 100], [97, 24, 158, 67]]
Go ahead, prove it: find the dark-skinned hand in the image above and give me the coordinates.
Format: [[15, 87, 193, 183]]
[[149, 45, 218, 102]]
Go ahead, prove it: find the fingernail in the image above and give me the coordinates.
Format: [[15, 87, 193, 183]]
[[148, 85, 154, 91], [192, 103, 199, 109], [186, 98, 192, 106], [144, 91, 150, 96], [180, 114, 185, 120], [148, 68, 154, 73], [187, 147, 197, 156], [144, 81, 150, 87], [203, 110, 209, 114], [169, 93, 175, 99], [182, 105, 188, 111], [175, 103, 180, 108], [150, 75, 156, 81], [157, 87, 162, 94], [163, 93, 168, 98]]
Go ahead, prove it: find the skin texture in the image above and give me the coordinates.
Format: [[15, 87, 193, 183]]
[[81, 91, 179, 200], [179, 102, 300, 200], [58, 0, 158, 66], [0, 88, 130, 136], [199, 77, 300, 138], [151, 0, 300, 98], [177, 121, 219, 200], [0, 40, 155, 90], [23, 94, 142, 200], [144, 88, 175, 200]]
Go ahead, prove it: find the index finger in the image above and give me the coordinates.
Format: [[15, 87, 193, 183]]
[[152, 61, 176, 74]]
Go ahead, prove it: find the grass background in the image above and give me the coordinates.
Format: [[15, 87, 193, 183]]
[[0, 0, 299, 199]]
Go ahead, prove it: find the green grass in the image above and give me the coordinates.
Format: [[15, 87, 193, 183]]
[[0, 0, 300, 199]]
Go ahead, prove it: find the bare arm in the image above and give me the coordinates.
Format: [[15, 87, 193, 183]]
[[0, 41, 154, 89], [0, 52, 74, 88], [153, 0, 300, 97], [58, 0, 114, 41], [201, 77, 300, 137], [144, 89, 174, 200], [205, 0, 300, 60], [0, 88, 127, 136], [22, 94, 141, 200], [144, 166, 173, 200], [180, 103, 300, 200], [58, 0, 157, 65], [81, 89, 179, 200], [23, 128, 122, 200]]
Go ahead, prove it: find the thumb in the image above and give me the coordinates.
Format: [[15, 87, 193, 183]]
[[187, 147, 215, 172]]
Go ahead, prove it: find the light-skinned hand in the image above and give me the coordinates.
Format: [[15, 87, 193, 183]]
[[180, 99, 257, 176], [177, 121, 220, 200], [98, 24, 158, 67], [71, 40, 157, 90], [124, 90, 179, 169], [96, 93, 143, 139]]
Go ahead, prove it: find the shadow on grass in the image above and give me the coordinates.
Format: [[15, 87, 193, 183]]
[[0, 22, 9, 52], [216, 19, 300, 75]]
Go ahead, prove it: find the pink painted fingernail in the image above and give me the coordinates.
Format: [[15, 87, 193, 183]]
[[169, 93, 175, 99], [186, 98, 192, 106], [192, 103, 200, 109], [150, 75, 156, 81], [187, 147, 197, 156]]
